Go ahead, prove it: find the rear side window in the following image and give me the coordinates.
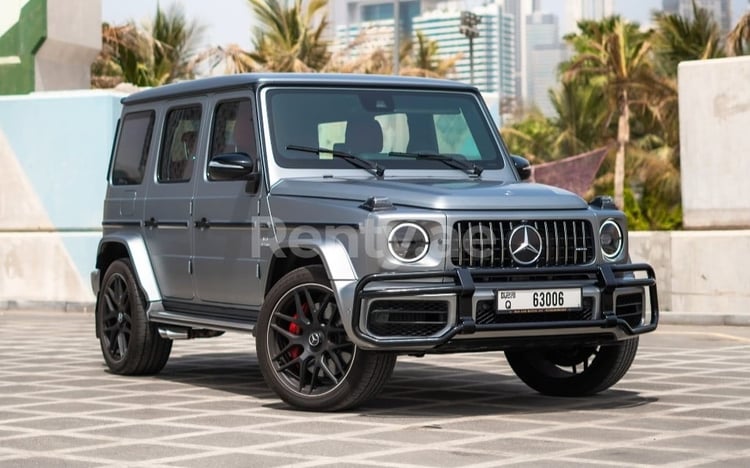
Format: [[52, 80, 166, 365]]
[[158, 105, 202, 183], [111, 111, 155, 185]]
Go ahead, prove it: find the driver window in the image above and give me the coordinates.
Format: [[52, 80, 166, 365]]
[[209, 99, 255, 160]]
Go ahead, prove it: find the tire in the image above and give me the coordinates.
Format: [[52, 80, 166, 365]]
[[505, 338, 639, 397], [257, 265, 396, 411], [97, 258, 172, 375]]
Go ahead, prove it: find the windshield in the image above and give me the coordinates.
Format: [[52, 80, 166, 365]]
[[266, 87, 505, 172]]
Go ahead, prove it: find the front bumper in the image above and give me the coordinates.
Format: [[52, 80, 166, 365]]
[[351, 263, 658, 352]]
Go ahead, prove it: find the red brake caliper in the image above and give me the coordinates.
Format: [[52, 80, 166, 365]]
[[288, 303, 309, 359]]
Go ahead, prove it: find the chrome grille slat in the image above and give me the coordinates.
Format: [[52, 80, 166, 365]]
[[457, 222, 463, 266], [573, 221, 578, 265], [451, 219, 594, 268], [544, 221, 549, 265]]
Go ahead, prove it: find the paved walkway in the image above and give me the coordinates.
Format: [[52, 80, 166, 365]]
[[1, 310, 750, 467]]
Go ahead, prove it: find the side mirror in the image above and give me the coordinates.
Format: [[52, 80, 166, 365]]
[[511, 155, 532, 181], [208, 152, 257, 181]]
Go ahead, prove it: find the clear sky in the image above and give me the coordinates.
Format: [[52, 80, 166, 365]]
[[102, 0, 750, 51]]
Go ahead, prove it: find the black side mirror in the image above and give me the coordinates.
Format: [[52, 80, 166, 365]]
[[511, 155, 532, 181], [208, 152, 257, 181]]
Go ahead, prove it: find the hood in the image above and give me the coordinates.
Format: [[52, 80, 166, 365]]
[[270, 177, 588, 211]]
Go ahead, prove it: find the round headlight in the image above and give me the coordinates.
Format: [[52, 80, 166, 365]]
[[599, 219, 624, 261], [387, 223, 430, 263]]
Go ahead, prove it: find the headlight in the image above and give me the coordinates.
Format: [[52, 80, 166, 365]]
[[388, 223, 429, 263], [599, 219, 624, 261]]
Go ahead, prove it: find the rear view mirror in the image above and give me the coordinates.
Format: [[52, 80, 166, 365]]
[[208, 152, 256, 181], [511, 155, 532, 181]]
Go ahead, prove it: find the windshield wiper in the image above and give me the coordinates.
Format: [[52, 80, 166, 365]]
[[287, 144, 385, 178], [388, 151, 483, 177]]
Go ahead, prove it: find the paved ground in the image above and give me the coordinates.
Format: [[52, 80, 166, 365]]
[[1, 310, 750, 467]]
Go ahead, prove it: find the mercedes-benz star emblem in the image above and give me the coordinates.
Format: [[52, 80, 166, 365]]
[[509, 224, 543, 265]]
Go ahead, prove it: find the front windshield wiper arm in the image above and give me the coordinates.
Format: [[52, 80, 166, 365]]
[[388, 151, 483, 177], [287, 144, 385, 178]]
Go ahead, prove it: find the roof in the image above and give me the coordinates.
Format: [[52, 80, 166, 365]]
[[121, 73, 477, 105]]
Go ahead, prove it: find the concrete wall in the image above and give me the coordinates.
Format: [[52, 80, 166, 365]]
[[630, 231, 750, 313], [678, 56, 750, 229], [0, 0, 100, 95], [0, 91, 123, 309], [35, 0, 101, 91]]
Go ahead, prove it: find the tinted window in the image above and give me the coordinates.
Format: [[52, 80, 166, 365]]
[[267, 88, 503, 170], [209, 99, 255, 160], [158, 105, 202, 182], [111, 111, 154, 185]]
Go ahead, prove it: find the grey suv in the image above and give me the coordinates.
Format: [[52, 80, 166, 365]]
[[92, 74, 658, 411]]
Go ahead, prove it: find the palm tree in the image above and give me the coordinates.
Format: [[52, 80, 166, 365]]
[[563, 16, 659, 209], [727, 11, 750, 56], [500, 111, 559, 163], [91, 4, 203, 88], [651, 3, 724, 78], [192, 44, 256, 75], [92, 22, 154, 87], [248, 0, 330, 72], [549, 80, 610, 158], [146, 3, 204, 83]]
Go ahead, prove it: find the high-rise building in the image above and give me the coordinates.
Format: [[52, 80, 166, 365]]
[[504, 0, 535, 109], [526, 12, 566, 116], [411, 3, 515, 97], [662, 0, 732, 33], [563, 0, 614, 35], [334, 2, 516, 97]]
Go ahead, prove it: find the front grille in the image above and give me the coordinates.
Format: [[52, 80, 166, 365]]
[[451, 220, 595, 268], [615, 293, 644, 328], [367, 300, 449, 337], [475, 298, 595, 325]]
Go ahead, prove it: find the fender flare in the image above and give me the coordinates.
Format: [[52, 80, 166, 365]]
[[94, 232, 162, 304], [266, 239, 360, 337]]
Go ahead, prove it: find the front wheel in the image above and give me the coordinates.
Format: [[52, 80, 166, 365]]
[[505, 338, 639, 397], [257, 266, 396, 411]]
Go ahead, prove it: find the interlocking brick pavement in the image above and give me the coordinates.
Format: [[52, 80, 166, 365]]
[[1, 310, 750, 467]]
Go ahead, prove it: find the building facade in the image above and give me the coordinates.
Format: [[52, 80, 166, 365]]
[[563, 0, 614, 35], [525, 11, 566, 116]]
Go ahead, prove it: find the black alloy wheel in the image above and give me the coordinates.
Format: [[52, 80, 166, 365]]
[[505, 338, 639, 397], [257, 266, 396, 411], [97, 259, 172, 375]]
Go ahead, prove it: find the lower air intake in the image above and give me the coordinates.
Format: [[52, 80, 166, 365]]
[[367, 300, 449, 337]]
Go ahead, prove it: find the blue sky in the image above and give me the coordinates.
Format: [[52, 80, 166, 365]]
[[102, 0, 750, 51]]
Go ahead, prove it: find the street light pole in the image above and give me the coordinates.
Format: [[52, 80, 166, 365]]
[[459, 11, 481, 86]]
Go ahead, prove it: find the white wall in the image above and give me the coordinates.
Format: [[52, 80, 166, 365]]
[[630, 231, 750, 313], [678, 56, 750, 229]]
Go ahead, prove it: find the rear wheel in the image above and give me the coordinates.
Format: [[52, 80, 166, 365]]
[[505, 338, 639, 396], [97, 258, 172, 375], [257, 266, 396, 411]]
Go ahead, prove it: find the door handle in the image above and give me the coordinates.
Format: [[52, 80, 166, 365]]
[[195, 217, 210, 229], [144, 217, 158, 228]]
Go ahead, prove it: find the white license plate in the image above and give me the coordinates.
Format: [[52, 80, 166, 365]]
[[496, 288, 582, 313]]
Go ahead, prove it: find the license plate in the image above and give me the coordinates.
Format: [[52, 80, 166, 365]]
[[496, 288, 582, 313]]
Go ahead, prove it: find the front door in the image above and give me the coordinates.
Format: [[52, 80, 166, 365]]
[[142, 102, 203, 300], [192, 96, 264, 307]]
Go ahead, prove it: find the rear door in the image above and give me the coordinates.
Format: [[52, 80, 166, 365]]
[[142, 101, 204, 300]]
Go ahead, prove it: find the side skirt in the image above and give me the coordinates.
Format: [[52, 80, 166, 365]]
[[149, 300, 259, 333]]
